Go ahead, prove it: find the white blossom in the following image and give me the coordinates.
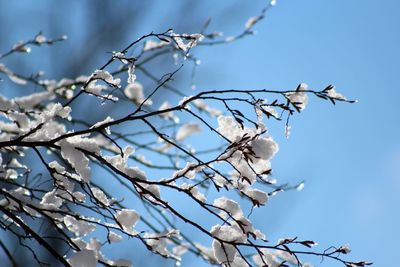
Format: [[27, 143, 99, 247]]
[[285, 83, 309, 110], [34, 33, 47, 43], [144, 39, 169, 51], [159, 101, 179, 123], [213, 197, 243, 219], [69, 249, 97, 267], [60, 140, 91, 182], [143, 230, 180, 257], [173, 162, 199, 179], [172, 33, 204, 52], [252, 249, 280, 267], [73, 192, 86, 202], [84, 81, 107, 95], [212, 240, 237, 265], [338, 244, 352, 254], [296, 182, 305, 191], [40, 190, 63, 209], [92, 69, 120, 87], [245, 17, 258, 29], [195, 243, 218, 263], [91, 187, 110, 206], [127, 63, 136, 84], [211, 224, 247, 243], [193, 99, 222, 117], [176, 123, 201, 141], [327, 86, 347, 100], [108, 231, 123, 243], [180, 183, 206, 202], [243, 188, 268, 205], [64, 215, 96, 237], [0, 64, 27, 85], [250, 137, 279, 161], [217, 115, 257, 142], [231, 256, 250, 267], [124, 82, 152, 105], [115, 209, 139, 234], [13, 41, 31, 53], [262, 106, 279, 118], [106, 259, 132, 267], [172, 243, 189, 258], [91, 116, 114, 130]]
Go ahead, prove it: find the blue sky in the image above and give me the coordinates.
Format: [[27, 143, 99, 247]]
[[171, 1, 400, 265], [0, 0, 399, 266], [226, 1, 399, 266]]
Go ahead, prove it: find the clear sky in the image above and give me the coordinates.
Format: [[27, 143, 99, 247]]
[[0, 0, 399, 266], [203, 1, 399, 266]]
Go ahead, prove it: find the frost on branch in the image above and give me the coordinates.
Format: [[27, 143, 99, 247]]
[[0, 4, 368, 267]]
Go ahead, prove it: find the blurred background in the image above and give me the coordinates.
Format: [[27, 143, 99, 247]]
[[0, 0, 399, 266]]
